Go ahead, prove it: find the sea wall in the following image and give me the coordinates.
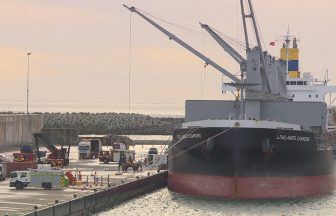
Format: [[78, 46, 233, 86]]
[[24, 171, 168, 216], [0, 114, 43, 148], [43, 112, 183, 135]]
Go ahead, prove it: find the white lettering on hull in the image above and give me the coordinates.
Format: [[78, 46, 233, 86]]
[[276, 135, 310, 142], [177, 134, 202, 139]]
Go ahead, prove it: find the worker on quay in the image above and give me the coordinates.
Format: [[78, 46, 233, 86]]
[[118, 155, 127, 172], [127, 156, 134, 165], [124, 156, 135, 172]]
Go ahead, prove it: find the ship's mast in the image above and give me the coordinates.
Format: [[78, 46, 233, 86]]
[[285, 30, 290, 75], [240, 0, 271, 93], [240, 0, 250, 52]]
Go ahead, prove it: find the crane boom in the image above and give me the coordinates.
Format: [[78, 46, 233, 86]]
[[200, 23, 246, 67], [123, 5, 240, 83]]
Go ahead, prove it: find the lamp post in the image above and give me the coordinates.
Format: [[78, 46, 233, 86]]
[[26, 52, 31, 144]]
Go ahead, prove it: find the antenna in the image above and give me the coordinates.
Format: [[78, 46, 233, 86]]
[[240, 0, 250, 52]]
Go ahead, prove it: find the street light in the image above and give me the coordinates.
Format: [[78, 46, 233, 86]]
[[26, 52, 31, 144]]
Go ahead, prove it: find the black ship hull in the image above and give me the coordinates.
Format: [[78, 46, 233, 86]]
[[168, 127, 336, 198]]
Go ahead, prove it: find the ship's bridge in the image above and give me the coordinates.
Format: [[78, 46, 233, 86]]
[[286, 72, 336, 102]]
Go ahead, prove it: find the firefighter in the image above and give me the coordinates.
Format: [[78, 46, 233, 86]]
[[118, 155, 127, 172]]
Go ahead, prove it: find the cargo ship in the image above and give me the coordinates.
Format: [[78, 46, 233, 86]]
[[124, 0, 336, 198]]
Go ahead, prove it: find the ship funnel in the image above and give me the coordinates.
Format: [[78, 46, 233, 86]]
[[280, 36, 300, 78]]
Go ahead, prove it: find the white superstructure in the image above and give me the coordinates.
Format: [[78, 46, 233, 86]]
[[286, 72, 336, 102]]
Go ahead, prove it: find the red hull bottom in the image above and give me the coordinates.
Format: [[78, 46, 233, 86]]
[[168, 172, 336, 199]]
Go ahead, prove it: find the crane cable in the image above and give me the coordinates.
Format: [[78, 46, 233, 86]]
[[137, 7, 246, 51], [202, 29, 206, 99], [128, 10, 132, 128], [168, 127, 234, 161]]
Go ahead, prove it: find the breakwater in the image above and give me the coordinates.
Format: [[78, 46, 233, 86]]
[[42, 112, 183, 135]]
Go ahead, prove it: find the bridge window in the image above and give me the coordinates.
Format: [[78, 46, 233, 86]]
[[286, 81, 289, 85], [290, 81, 296, 85], [297, 81, 304, 85], [304, 81, 307, 85]]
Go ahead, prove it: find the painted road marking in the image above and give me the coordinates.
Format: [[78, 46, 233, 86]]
[[0, 202, 42, 206], [0, 207, 21, 210], [0, 209, 20, 212]]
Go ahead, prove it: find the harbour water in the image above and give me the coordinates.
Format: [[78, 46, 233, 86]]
[[100, 188, 336, 216]]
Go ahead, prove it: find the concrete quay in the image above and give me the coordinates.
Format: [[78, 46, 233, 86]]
[[0, 146, 167, 216]]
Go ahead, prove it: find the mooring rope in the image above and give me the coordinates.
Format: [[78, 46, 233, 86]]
[[119, 126, 201, 182], [168, 127, 233, 161]]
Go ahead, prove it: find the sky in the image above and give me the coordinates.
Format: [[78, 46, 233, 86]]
[[0, 0, 335, 106]]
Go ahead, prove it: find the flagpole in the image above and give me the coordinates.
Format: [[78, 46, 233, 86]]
[[26, 52, 31, 145]]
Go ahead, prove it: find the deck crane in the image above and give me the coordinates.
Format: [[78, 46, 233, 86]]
[[199, 23, 246, 114], [123, 0, 289, 117], [199, 23, 246, 71], [123, 5, 240, 84]]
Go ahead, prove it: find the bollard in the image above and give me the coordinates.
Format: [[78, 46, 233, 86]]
[[53, 200, 58, 216], [107, 174, 110, 186], [101, 176, 103, 186], [94, 174, 98, 186], [86, 176, 89, 187]]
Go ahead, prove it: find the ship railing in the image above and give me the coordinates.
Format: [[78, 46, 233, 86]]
[[239, 114, 247, 120], [228, 114, 236, 120], [227, 114, 247, 120]]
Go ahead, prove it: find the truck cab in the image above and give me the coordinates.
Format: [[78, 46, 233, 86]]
[[10, 171, 29, 189], [78, 140, 91, 159], [0, 164, 5, 181], [78, 139, 102, 159]]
